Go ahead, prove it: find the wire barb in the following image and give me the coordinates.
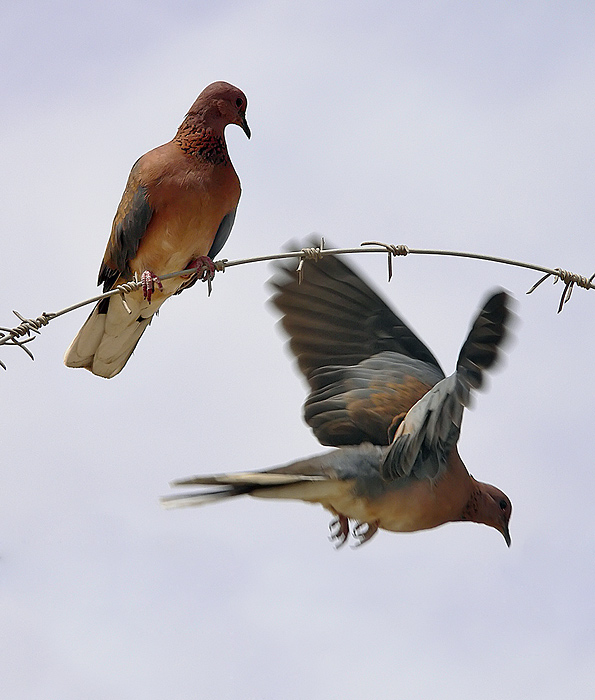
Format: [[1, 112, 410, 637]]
[[1, 240, 593, 370], [0, 310, 56, 369], [526, 268, 595, 313], [296, 238, 325, 284], [361, 240, 410, 281]]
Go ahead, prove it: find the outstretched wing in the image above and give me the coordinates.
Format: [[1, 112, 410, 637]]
[[270, 245, 444, 446], [382, 290, 511, 482]]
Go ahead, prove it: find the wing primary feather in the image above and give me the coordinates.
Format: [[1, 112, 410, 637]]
[[381, 291, 512, 483]]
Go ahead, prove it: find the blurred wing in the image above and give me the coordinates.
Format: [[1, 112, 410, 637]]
[[382, 290, 511, 482], [98, 159, 154, 291], [270, 244, 442, 375], [304, 354, 441, 446], [270, 245, 444, 446]]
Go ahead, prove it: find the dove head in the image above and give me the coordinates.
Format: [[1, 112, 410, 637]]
[[462, 478, 512, 546], [185, 81, 250, 138]]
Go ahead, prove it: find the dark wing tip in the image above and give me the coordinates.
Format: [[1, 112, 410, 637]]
[[456, 289, 514, 399], [268, 238, 443, 377]]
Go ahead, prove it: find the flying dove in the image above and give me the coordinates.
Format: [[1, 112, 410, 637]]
[[163, 251, 513, 547]]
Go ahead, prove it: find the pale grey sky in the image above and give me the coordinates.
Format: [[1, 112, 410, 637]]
[[1, 2, 594, 699]]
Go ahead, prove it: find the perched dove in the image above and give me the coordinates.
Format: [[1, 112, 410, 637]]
[[163, 251, 513, 547], [64, 81, 250, 378]]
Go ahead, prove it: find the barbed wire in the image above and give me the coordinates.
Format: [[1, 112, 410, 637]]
[[1, 239, 593, 370]]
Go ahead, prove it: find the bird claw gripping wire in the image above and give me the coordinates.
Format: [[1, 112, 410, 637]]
[[140, 270, 164, 303], [526, 268, 595, 313], [183, 256, 227, 296], [201, 258, 228, 296], [361, 240, 410, 281], [0, 310, 55, 369], [1, 241, 593, 372]]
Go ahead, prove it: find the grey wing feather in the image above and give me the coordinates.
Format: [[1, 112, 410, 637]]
[[208, 207, 237, 259], [382, 290, 512, 482], [269, 241, 444, 446], [382, 374, 463, 481], [302, 353, 443, 446], [99, 161, 154, 291], [454, 289, 510, 404], [270, 240, 442, 379]]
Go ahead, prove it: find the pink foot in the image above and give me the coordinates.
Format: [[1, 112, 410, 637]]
[[351, 520, 379, 547], [329, 514, 350, 549], [186, 255, 216, 283], [141, 270, 163, 303]]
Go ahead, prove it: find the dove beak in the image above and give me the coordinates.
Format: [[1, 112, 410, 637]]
[[238, 115, 251, 139], [500, 523, 512, 547]]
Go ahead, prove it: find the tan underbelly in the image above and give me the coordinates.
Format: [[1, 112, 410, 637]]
[[323, 475, 470, 533], [134, 217, 214, 275]]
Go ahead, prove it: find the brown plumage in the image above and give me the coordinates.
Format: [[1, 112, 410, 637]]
[[64, 81, 250, 378], [163, 249, 513, 548]]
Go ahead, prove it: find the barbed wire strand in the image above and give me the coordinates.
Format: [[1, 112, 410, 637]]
[[1, 240, 593, 369]]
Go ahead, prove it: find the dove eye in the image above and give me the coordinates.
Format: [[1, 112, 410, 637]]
[[235, 97, 243, 108], [499, 499, 508, 511]]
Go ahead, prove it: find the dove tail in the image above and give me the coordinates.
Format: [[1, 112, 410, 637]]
[[64, 294, 155, 379], [161, 466, 334, 509], [161, 486, 253, 509]]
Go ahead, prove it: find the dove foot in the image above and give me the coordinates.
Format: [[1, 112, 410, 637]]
[[186, 255, 216, 283], [351, 520, 379, 547], [141, 270, 163, 303], [329, 514, 350, 548]]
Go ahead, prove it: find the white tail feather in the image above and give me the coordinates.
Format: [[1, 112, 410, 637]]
[[64, 291, 165, 378], [161, 490, 237, 509]]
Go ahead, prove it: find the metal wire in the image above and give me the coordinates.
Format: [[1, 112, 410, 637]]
[[1, 239, 593, 369]]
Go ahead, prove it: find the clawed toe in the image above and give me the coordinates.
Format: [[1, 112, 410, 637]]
[[328, 516, 379, 548], [141, 270, 163, 303], [181, 256, 217, 295], [187, 255, 216, 282], [351, 520, 379, 547], [328, 514, 349, 549]]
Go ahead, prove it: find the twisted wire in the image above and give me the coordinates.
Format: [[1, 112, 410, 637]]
[[0, 311, 56, 369], [1, 239, 593, 369], [361, 241, 410, 280], [296, 239, 326, 283], [526, 267, 595, 312]]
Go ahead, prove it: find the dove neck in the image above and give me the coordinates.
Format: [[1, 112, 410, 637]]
[[459, 479, 483, 523], [459, 476, 502, 526], [175, 116, 229, 165]]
